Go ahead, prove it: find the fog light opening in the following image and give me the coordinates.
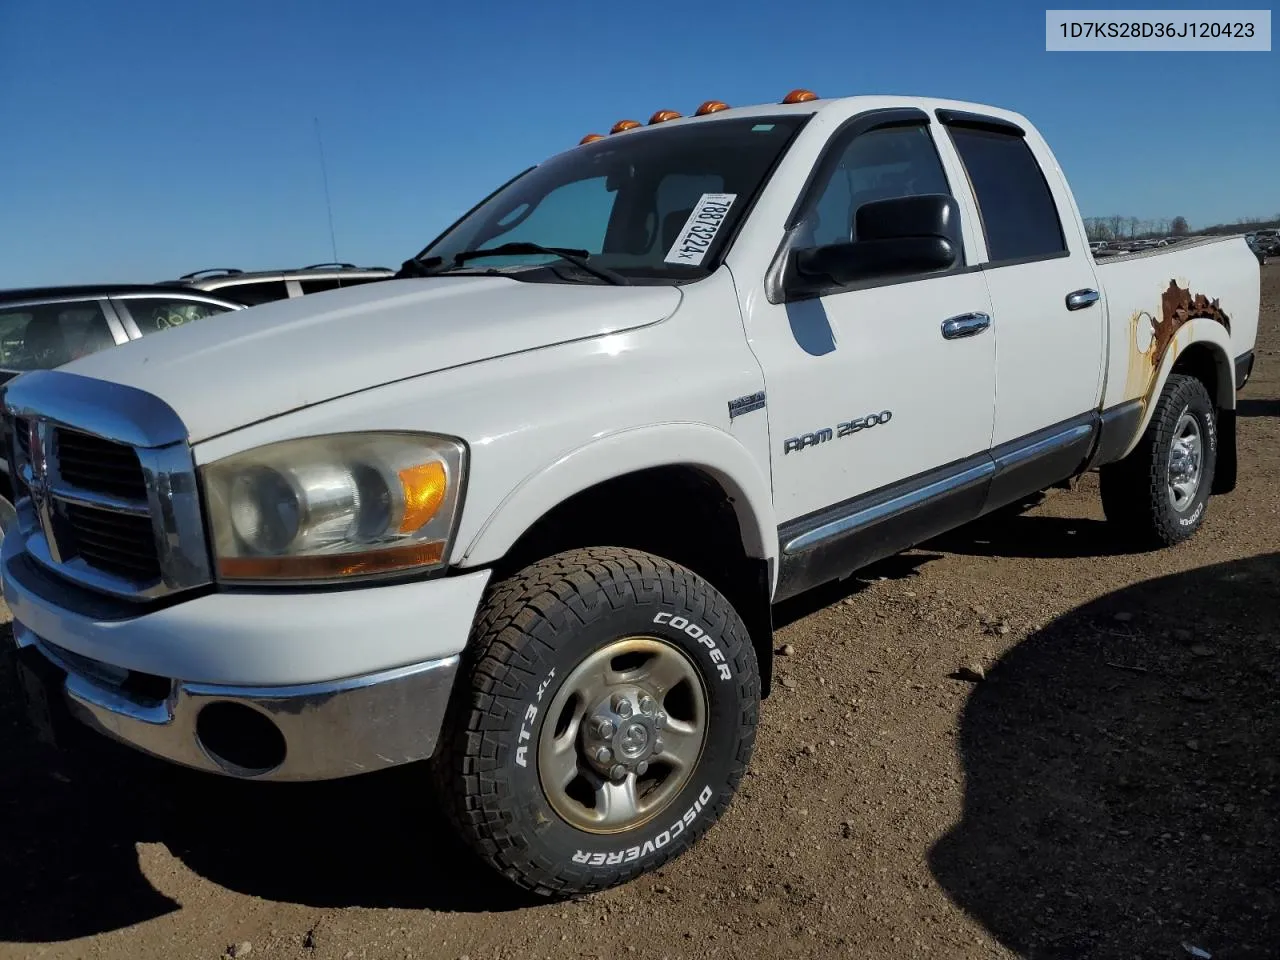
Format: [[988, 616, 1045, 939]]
[[195, 702, 287, 776]]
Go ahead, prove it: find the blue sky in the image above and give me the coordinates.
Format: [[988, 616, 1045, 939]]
[[1, 0, 1275, 287]]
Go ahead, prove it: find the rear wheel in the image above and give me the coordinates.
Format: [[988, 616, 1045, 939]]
[[1100, 373, 1217, 547], [431, 547, 759, 897]]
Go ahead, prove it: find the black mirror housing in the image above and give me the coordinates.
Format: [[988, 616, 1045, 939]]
[[789, 193, 962, 292]]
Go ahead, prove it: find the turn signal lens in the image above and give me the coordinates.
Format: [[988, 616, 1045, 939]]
[[695, 100, 730, 115], [579, 133, 605, 144], [649, 110, 682, 124], [398, 461, 448, 533], [781, 89, 818, 104], [610, 119, 642, 133]]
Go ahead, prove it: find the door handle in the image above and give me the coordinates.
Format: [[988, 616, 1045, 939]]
[[1066, 288, 1100, 311], [941, 312, 991, 340]]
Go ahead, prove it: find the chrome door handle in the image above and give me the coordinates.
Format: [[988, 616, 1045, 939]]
[[941, 312, 991, 340], [1066, 288, 1100, 311]]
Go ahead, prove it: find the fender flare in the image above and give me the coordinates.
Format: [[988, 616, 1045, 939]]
[[1120, 317, 1236, 461], [459, 422, 778, 586]]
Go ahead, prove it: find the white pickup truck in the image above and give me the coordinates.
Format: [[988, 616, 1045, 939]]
[[1, 91, 1260, 898]]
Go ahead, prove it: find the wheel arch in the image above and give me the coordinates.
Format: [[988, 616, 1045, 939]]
[[1120, 319, 1235, 462], [457, 424, 779, 695]]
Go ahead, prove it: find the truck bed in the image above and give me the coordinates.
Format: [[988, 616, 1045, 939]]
[[1096, 235, 1261, 412]]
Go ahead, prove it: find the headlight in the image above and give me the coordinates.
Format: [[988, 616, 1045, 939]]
[[202, 432, 466, 584]]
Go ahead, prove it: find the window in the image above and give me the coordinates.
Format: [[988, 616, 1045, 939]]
[[120, 297, 232, 336], [948, 126, 1066, 263], [419, 115, 807, 282], [299, 276, 388, 295], [0, 300, 117, 371], [802, 125, 953, 248], [215, 281, 290, 306]]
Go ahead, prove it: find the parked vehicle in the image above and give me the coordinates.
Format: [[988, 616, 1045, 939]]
[[167, 263, 395, 306], [1, 91, 1261, 899], [1246, 235, 1268, 265], [0, 284, 243, 510]]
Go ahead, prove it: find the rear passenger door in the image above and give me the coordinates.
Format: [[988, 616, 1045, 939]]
[[937, 112, 1105, 451]]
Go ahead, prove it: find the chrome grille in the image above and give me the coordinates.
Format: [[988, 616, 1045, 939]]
[[55, 428, 148, 500], [2, 369, 213, 601]]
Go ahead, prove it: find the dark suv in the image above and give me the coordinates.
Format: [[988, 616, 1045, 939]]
[[0, 283, 244, 511]]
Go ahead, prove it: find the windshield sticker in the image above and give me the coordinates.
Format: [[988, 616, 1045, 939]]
[[663, 193, 738, 267]]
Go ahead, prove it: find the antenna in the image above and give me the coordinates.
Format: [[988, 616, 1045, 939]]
[[314, 117, 339, 263]]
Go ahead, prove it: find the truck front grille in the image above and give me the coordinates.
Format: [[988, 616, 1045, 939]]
[[61, 500, 162, 582], [2, 371, 213, 601], [55, 428, 149, 501]]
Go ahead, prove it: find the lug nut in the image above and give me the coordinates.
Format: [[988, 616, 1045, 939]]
[[653, 737, 664, 754], [609, 763, 627, 781], [594, 746, 613, 764], [654, 711, 667, 730], [594, 718, 615, 739], [638, 695, 656, 716], [613, 695, 634, 718], [636, 760, 649, 776]]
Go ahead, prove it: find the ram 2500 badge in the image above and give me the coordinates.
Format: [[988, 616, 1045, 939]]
[[1, 89, 1260, 898]]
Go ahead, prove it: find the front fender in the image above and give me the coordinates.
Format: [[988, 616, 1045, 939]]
[[460, 422, 778, 583]]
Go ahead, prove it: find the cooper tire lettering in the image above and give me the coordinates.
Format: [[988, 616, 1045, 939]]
[[653, 612, 732, 681]]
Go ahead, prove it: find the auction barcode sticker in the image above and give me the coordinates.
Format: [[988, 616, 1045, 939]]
[[664, 193, 738, 266]]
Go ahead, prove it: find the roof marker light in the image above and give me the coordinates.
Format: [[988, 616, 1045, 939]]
[[579, 133, 605, 144], [695, 100, 730, 115], [610, 119, 642, 134], [649, 109, 682, 124], [781, 89, 818, 104]]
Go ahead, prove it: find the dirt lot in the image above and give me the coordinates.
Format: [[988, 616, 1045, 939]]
[[1, 267, 1277, 960]]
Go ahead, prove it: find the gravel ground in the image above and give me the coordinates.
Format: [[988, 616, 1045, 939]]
[[1, 266, 1277, 960]]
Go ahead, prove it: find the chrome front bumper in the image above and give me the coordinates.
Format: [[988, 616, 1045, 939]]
[[8, 621, 460, 781]]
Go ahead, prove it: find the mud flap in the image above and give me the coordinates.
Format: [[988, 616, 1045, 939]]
[[1212, 408, 1237, 495]]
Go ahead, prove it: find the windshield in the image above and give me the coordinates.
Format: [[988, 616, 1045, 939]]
[[415, 115, 808, 283]]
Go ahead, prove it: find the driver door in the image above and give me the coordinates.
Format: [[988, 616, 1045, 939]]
[[740, 117, 996, 598]]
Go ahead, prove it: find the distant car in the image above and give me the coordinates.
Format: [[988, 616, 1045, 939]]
[[167, 263, 395, 306], [0, 283, 244, 509]]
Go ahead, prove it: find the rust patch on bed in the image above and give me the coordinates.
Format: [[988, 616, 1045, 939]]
[[1123, 279, 1230, 408]]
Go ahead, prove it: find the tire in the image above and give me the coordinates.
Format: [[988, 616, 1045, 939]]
[[431, 547, 759, 897], [1099, 373, 1217, 547]]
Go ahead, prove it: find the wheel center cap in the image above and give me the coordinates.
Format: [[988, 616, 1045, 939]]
[[581, 689, 668, 778], [619, 722, 649, 758]]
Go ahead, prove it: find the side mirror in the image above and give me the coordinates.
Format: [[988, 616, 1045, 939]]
[[790, 194, 961, 291]]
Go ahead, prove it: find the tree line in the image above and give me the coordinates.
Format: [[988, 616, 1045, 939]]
[[1083, 213, 1280, 242]]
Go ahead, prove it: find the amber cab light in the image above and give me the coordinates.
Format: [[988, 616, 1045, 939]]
[[579, 133, 605, 144], [695, 100, 730, 115], [782, 89, 818, 103], [649, 110, 682, 124], [610, 119, 642, 134]]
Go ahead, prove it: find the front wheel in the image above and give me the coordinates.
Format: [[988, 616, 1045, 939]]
[[1100, 373, 1217, 547], [431, 547, 759, 897]]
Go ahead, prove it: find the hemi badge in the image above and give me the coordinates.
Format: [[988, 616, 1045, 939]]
[[728, 391, 766, 420]]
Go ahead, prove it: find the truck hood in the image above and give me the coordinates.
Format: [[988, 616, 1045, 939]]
[[60, 277, 682, 443]]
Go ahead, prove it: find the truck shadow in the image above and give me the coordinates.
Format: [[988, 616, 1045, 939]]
[[929, 552, 1280, 959], [0, 644, 538, 943], [923, 493, 1153, 560], [1237, 398, 1280, 417]]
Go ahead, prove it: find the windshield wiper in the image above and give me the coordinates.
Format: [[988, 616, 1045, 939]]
[[454, 243, 630, 286], [396, 255, 443, 278]]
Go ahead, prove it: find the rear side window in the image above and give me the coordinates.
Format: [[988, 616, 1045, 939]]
[[948, 127, 1066, 263], [0, 300, 116, 371], [120, 297, 231, 336], [216, 281, 290, 305]]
